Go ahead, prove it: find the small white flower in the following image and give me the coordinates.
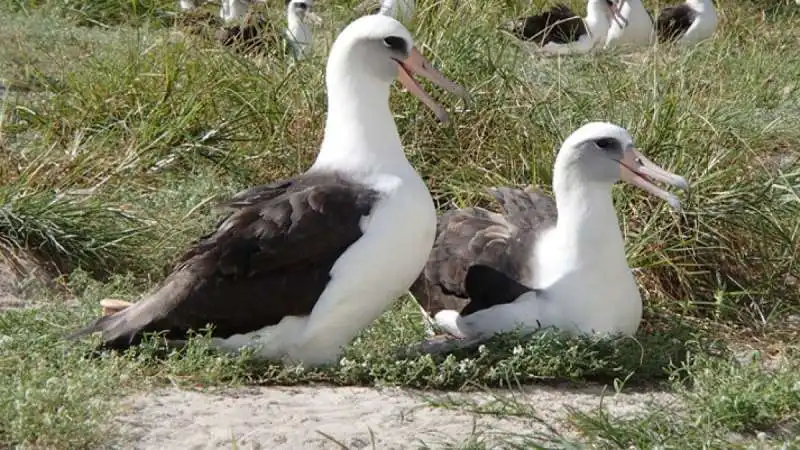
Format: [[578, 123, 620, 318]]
[[478, 345, 488, 354], [512, 345, 524, 356]]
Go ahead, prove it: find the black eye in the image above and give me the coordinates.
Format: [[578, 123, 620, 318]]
[[595, 138, 617, 150], [383, 36, 408, 54]]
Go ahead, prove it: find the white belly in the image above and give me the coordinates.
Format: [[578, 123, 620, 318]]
[[678, 12, 717, 44], [531, 230, 643, 335], [605, 4, 654, 48]]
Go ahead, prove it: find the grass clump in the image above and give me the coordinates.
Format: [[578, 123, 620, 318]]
[[0, 184, 150, 277], [566, 352, 800, 448], [5, 0, 177, 28]]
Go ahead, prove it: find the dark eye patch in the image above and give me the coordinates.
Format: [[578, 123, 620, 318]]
[[383, 36, 408, 54], [595, 138, 618, 150]]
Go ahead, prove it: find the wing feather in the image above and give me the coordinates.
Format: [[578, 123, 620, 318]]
[[410, 186, 556, 317], [69, 173, 381, 350]]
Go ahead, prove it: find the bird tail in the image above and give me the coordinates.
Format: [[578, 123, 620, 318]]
[[66, 270, 196, 350], [67, 313, 114, 339], [65, 300, 154, 350]]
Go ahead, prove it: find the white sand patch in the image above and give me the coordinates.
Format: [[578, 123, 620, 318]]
[[117, 384, 678, 449]]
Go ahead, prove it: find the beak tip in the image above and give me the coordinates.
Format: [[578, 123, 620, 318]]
[[668, 197, 683, 212], [462, 91, 473, 108]]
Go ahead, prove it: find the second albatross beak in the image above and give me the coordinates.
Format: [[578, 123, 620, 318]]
[[395, 47, 471, 124], [618, 146, 690, 211]]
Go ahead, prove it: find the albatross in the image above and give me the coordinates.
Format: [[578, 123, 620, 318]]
[[376, 0, 416, 24], [69, 15, 470, 367], [213, 0, 314, 59], [603, 0, 656, 49], [504, 0, 619, 56], [356, 0, 416, 25], [283, 0, 314, 60], [410, 122, 689, 342], [655, 0, 718, 45], [220, 0, 260, 23]]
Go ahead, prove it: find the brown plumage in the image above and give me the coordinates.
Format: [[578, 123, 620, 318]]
[[504, 4, 587, 44], [655, 3, 697, 42], [69, 172, 381, 351], [410, 186, 556, 318], [214, 11, 282, 55]]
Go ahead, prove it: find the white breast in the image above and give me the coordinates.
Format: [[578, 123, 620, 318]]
[[287, 171, 435, 364], [212, 173, 436, 366], [605, 1, 655, 49], [532, 227, 642, 335], [678, 7, 717, 44]]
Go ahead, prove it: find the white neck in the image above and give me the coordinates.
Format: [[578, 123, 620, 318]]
[[221, 0, 248, 22], [286, 9, 312, 46], [551, 159, 627, 268], [585, 1, 612, 42], [310, 58, 409, 175]]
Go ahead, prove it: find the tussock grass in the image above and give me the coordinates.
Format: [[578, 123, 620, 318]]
[[0, 0, 799, 447], [0, 183, 150, 276], [567, 352, 800, 448]]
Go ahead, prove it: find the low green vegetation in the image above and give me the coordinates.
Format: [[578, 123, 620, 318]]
[[1, 0, 798, 447]]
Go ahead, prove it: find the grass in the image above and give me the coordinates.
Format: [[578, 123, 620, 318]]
[[0, 0, 799, 447]]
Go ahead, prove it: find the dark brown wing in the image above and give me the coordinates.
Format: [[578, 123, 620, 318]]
[[69, 172, 381, 350], [656, 4, 696, 43], [410, 207, 515, 315], [410, 186, 557, 317], [506, 5, 586, 45], [461, 264, 536, 317], [489, 186, 557, 232]]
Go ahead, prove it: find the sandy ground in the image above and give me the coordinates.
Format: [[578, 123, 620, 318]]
[[117, 384, 677, 449]]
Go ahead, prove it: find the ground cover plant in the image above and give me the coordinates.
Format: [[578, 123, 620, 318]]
[[1, 0, 799, 447]]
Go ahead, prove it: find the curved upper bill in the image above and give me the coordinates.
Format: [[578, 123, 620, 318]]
[[618, 147, 690, 212], [396, 47, 471, 124]]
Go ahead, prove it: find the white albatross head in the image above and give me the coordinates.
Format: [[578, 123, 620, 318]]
[[325, 15, 470, 123], [557, 122, 690, 211], [589, 0, 628, 28], [287, 0, 311, 20]]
